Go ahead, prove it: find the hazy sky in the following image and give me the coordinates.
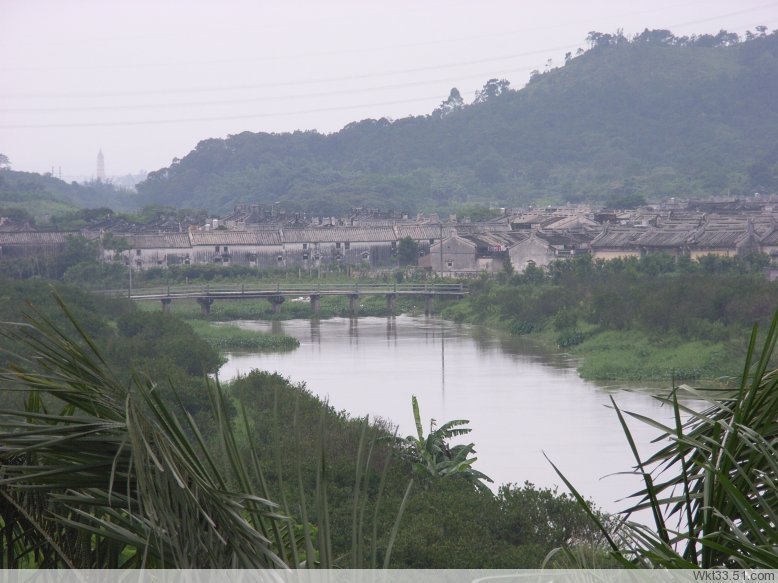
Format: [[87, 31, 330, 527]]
[[1, 0, 776, 180]]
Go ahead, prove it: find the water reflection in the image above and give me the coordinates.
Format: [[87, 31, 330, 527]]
[[309, 318, 321, 346], [386, 317, 397, 345]]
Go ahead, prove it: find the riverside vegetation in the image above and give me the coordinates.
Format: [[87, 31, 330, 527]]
[[441, 253, 777, 382], [0, 280, 776, 568], [0, 281, 602, 568]]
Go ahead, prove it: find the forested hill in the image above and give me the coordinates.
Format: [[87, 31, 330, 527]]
[[0, 168, 134, 220], [137, 29, 778, 214]]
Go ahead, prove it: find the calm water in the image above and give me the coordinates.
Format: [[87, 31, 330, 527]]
[[218, 316, 698, 515]]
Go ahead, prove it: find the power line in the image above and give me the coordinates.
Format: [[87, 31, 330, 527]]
[[0, 67, 538, 114], [0, 95, 450, 129], [3, 2, 774, 101], [0, 43, 581, 100], [0, 0, 753, 74]]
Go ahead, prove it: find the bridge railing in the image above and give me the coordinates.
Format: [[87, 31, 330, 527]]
[[98, 282, 467, 299]]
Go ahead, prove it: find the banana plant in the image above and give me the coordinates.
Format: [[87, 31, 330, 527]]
[[391, 396, 492, 491]]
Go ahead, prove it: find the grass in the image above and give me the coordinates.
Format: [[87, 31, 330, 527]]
[[186, 319, 300, 352], [570, 330, 734, 382]]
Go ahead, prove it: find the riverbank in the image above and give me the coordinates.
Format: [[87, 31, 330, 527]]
[[438, 287, 754, 383]]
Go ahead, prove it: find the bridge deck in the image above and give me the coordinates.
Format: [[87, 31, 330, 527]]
[[105, 283, 467, 301]]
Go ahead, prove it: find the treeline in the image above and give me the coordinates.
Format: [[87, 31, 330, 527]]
[[135, 29, 778, 214], [443, 254, 778, 380], [584, 25, 770, 50]]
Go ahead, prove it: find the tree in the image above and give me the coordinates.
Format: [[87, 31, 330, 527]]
[[434, 87, 464, 118], [474, 79, 510, 104], [391, 396, 493, 491], [0, 154, 10, 169], [397, 236, 419, 266]]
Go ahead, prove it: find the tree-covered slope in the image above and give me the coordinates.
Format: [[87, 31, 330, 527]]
[[136, 30, 778, 214], [0, 168, 136, 220]]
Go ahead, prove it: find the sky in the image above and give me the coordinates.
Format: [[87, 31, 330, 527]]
[[1, 0, 776, 181]]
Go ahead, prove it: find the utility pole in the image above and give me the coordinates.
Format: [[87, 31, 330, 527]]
[[439, 222, 444, 278]]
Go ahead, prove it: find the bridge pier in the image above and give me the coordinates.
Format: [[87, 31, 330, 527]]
[[268, 295, 285, 314], [386, 293, 397, 316], [424, 294, 434, 316], [310, 294, 321, 316], [348, 294, 359, 317], [161, 298, 172, 313], [196, 297, 214, 315]]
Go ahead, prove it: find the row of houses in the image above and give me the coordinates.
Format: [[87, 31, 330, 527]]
[[2, 212, 777, 276]]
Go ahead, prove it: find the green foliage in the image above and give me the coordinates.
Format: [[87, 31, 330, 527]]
[[136, 32, 778, 212], [551, 311, 778, 568], [389, 479, 606, 568], [111, 311, 222, 376], [390, 396, 492, 491], [397, 236, 419, 266], [0, 297, 414, 568], [0, 298, 290, 567], [441, 254, 777, 380], [187, 320, 300, 351], [0, 169, 131, 218]]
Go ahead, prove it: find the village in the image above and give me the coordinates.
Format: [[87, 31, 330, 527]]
[[1, 195, 778, 278]]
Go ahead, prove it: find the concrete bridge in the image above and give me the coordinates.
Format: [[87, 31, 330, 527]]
[[118, 282, 467, 316]]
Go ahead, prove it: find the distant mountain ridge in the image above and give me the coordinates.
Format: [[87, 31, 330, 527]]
[[132, 29, 778, 214]]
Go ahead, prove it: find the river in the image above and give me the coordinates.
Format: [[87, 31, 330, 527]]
[[218, 315, 699, 515]]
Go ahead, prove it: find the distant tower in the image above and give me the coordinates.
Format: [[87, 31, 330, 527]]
[[96, 148, 105, 181]]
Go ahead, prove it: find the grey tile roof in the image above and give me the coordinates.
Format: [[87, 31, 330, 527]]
[[0, 231, 72, 245], [394, 225, 448, 240], [190, 231, 282, 246], [590, 227, 646, 248], [282, 226, 396, 243], [120, 233, 192, 249], [634, 229, 691, 248]]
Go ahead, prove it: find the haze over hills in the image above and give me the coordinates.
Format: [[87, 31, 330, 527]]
[[5, 29, 778, 219], [0, 167, 138, 222], [131, 29, 778, 215]]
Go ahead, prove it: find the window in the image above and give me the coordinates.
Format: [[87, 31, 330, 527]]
[[303, 252, 309, 260], [215, 246, 220, 252], [335, 242, 341, 249], [277, 255, 283, 262], [136, 249, 141, 256], [446, 260, 454, 268], [223, 246, 229, 253], [429, 238, 435, 245], [344, 242, 350, 250], [361, 251, 369, 260], [303, 243, 308, 250]]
